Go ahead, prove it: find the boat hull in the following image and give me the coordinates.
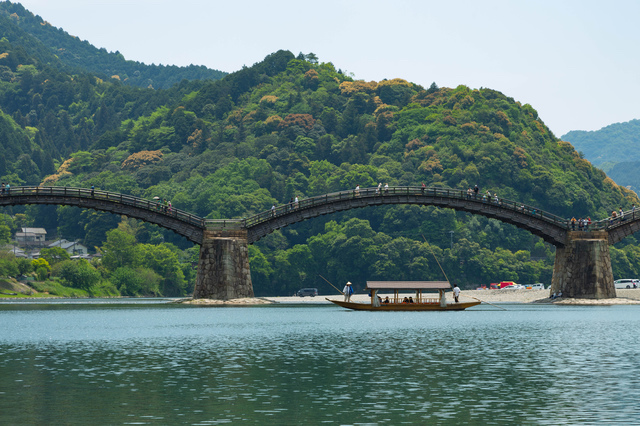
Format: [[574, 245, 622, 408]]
[[327, 298, 481, 311]]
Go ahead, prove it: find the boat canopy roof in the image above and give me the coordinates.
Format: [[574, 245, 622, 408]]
[[366, 281, 451, 290]]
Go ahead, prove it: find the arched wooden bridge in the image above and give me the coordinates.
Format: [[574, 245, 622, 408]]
[[244, 186, 571, 245], [1, 185, 636, 299], [0, 186, 212, 244]]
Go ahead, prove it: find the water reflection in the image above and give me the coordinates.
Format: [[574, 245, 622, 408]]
[[1, 304, 640, 424]]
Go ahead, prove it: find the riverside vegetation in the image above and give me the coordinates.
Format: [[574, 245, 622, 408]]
[[0, 2, 638, 298]]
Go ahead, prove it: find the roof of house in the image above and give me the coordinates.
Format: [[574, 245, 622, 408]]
[[366, 281, 451, 290], [6, 247, 27, 257], [15, 232, 36, 237], [22, 228, 47, 234], [49, 239, 87, 250]]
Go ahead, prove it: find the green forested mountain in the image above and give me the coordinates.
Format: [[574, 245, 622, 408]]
[[0, 10, 639, 297], [606, 161, 640, 194], [0, 1, 227, 89], [562, 119, 640, 169], [562, 119, 640, 192]]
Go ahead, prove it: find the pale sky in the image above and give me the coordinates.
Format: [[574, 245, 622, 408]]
[[12, 0, 640, 137]]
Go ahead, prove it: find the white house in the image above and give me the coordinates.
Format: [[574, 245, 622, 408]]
[[15, 227, 47, 246], [48, 239, 88, 256]]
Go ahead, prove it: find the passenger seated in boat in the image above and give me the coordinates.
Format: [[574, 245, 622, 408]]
[[383, 296, 390, 304], [402, 297, 409, 304], [408, 297, 414, 303]]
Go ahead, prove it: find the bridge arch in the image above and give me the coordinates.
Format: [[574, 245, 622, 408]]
[[0, 186, 207, 244], [605, 214, 640, 245], [244, 186, 570, 247]]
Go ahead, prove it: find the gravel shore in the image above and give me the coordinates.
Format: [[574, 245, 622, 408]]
[[179, 289, 640, 306]]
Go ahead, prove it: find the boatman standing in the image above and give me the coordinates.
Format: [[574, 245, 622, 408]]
[[343, 282, 353, 302], [453, 284, 460, 303]]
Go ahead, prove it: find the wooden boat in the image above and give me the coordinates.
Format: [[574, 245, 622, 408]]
[[326, 281, 481, 311]]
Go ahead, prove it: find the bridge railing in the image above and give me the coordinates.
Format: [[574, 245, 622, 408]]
[[204, 219, 244, 229], [589, 209, 640, 231], [1, 185, 580, 232], [0, 186, 206, 228], [242, 185, 570, 229]]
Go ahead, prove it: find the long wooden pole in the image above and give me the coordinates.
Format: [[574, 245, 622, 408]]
[[318, 274, 345, 295], [464, 295, 507, 311], [421, 234, 507, 310], [421, 234, 451, 285]]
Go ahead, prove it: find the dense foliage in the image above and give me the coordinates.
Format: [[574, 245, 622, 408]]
[[0, 2, 227, 89], [0, 4, 638, 295]]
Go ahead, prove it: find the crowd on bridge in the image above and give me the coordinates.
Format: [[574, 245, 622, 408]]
[[570, 217, 591, 231], [608, 205, 637, 226], [464, 185, 505, 207], [1, 182, 11, 195], [155, 198, 173, 214]]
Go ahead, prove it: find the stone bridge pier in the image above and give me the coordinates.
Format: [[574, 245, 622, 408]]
[[550, 231, 615, 298], [193, 230, 253, 300]]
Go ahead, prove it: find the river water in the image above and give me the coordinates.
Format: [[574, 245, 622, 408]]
[[1, 300, 639, 425]]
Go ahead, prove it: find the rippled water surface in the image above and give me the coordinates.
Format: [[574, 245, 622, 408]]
[[1, 301, 640, 424]]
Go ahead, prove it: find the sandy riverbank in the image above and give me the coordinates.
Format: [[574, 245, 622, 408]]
[[179, 288, 640, 306]]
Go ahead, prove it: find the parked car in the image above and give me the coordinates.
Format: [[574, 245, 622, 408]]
[[296, 288, 318, 297], [503, 284, 525, 290], [529, 283, 545, 290], [614, 279, 639, 289]]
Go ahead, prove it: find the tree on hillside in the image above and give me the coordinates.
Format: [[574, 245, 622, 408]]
[[102, 229, 138, 271], [56, 259, 101, 290], [40, 247, 71, 265]]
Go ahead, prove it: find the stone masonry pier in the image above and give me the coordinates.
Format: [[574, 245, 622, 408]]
[[193, 230, 253, 300], [550, 231, 615, 298]]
